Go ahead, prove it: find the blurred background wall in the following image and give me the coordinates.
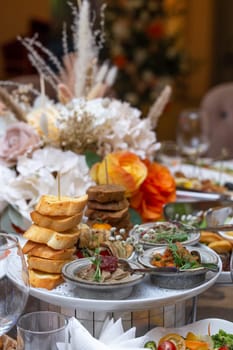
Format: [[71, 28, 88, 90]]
[[0, 1, 51, 78], [0, 0, 232, 141]]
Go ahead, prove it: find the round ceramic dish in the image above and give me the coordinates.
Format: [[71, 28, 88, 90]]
[[138, 245, 219, 289], [218, 230, 233, 241], [129, 222, 200, 249], [62, 258, 145, 300]]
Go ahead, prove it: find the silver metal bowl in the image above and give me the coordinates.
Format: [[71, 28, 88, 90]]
[[62, 258, 145, 300], [129, 221, 200, 248], [138, 245, 220, 290], [149, 268, 207, 289]]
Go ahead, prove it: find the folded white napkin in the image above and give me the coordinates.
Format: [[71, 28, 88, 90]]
[[57, 317, 147, 350]]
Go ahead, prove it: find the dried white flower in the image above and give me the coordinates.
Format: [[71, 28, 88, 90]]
[[54, 97, 159, 159], [4, 147, 93, 219]]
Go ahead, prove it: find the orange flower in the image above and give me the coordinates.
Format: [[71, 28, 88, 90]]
[[90, 152, 147, 197], [130, 159, 176, 222]]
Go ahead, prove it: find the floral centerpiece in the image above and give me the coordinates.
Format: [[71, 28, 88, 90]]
[[0, 0, 176, 231]]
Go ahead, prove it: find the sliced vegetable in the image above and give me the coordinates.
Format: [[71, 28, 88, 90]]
[[144, 340, 157, 349], [158, 333, 185, 350], [158, 340, 177, 350], [92, 222, 112, 230], [185, 339, 209, 350], [185, 332, 200, 341]]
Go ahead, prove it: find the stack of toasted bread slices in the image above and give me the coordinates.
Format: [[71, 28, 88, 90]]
[[86, 184, 131, 231], [23, 194, 88, 290]]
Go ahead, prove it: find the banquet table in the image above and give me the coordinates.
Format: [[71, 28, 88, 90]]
[[16, 160, 233, 336]]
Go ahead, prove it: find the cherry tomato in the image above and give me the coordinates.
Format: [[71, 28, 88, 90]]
[[158, 340, 177, 350], [158, 333, 185, 350], [218, 346, 229, 350]]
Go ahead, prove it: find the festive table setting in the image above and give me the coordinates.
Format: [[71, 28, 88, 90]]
[[0, 0, 233, 348]]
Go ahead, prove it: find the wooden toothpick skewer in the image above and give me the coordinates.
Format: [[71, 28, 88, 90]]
[[57, 172, 61, 200], [104, 158, 109, 184]]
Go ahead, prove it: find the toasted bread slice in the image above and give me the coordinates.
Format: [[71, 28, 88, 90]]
[[200, 231, 222, 244], [23, 224, 81, 249], [35, 194, 88, 216], [22, 240, 38, 254], [22, 241, 76, 260], [30, 210, 83, 232], [0, 334, 17, 349], [28, 256, 73, 273], [29, 269, 63, 290], [208, 240, 232, 253]]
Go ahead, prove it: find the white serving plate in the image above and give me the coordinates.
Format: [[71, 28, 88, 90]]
[[144, 318, 233, 343], [169, 164, 233, 186], [214, 160, 233, 172], [218, 230, 233, 241], [14, 234, 228, 311], [28, 269, 221, 311]]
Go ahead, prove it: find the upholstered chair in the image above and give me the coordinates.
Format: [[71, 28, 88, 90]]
[[200, 82, 233, 158]]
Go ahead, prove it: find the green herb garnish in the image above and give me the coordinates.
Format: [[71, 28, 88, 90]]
[[212, 329, 233, 349], [138, 222, 197, 244], [91, 249, 102, 282], [156, 232, 188, 243], [168, 243, 201, 270]]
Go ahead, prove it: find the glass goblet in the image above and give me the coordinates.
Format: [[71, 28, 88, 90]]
[[176, 109, 209, 161], [157, 141, 182, 167], [0, 233, 29, 335]]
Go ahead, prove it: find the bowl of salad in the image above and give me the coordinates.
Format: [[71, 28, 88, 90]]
[[138, 243, 220, 289], [129, 221, 200, 249]]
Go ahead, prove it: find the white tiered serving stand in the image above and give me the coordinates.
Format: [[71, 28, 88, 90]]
[[25, 265, 222, 337]]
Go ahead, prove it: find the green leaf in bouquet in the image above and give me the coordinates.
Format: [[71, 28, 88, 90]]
[[0, 206, 30, 234], [0, 206, 14, 233], [85, 151, 102, 169], [129, 208, 142, 225], [8, 206, 31, 232]]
